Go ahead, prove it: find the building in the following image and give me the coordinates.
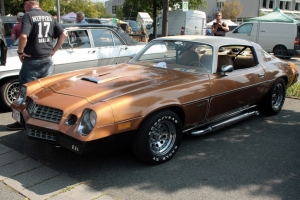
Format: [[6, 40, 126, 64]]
[[199, 0, 300, 21], [105, 0, 124, 16], [105, 0, 300, 20]]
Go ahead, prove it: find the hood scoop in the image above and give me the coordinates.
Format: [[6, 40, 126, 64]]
[[80, 71, 123, 84], [81, 76, 101, 84]]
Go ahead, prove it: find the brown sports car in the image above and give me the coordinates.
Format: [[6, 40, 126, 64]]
[[11, 36, 299, 164]]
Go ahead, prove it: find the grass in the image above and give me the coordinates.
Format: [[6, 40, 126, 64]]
[[287, 82, 300, 98]]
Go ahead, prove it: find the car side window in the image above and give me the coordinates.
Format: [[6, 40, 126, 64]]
[[218, 45, 256, 70], [68, 30, 91, 49], [91, 29, 114, 47], [235, 23, 253, 34], [112, 33, 123, 46]]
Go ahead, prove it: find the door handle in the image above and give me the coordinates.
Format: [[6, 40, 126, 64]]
[[88, 50, 96, 54], [258, 73, 264, 78]]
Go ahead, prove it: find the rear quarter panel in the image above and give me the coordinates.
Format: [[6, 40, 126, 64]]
[[254, 43, 293, 90]]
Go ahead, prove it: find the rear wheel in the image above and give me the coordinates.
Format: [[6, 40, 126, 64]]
[[273, 45, 288, 58], [0, 78, 19, 111], [260, 78, 286, 115], [131, 110, 182, 164]]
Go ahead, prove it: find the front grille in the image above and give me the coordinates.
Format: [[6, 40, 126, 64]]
[[27, 98, 63, 123], [28, 128, 57, 141]]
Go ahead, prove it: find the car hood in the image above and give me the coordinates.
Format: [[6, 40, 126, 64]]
[[39, 63, 195, 104]]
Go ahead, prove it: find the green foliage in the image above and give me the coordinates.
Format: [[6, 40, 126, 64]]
[[287, 82, 300, 98], [122, 0, 155, 19], [3, 0, 111, 18], [3, 0, 56, 15], [60, 0, 99, 17], [115, 5, 123, 19], [94, 1, 112, 18]]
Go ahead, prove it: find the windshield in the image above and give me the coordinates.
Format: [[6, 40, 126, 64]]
[[129, 40, 213, 74]]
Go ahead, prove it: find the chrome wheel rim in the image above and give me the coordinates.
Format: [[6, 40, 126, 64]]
[[272, 84, 283, 109], [7, 81, 19, 104], [149, 121, 176, 156]]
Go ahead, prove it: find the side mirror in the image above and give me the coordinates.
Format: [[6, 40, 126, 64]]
[[219, 65, 233, 77], [233, 29, 238, 33]]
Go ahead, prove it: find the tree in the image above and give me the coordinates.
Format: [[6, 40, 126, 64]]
[[122, 0, 155, 19], [94, 1, 112, 18], [59, 0, 99, 17], [122, 0, 207, 19], [115, 5, 123, 19], [1, 0, 5, 16], [221, 0, 243, 19], [3, 0, 56, 16]]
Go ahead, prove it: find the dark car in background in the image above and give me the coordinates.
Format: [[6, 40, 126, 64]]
[[123, 20, 141, 33]]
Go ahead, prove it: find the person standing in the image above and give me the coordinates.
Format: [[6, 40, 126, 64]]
[[10, 12, 24, 44], [76, 12, 88, 24], [0, 18, 7, 66], [211, 12, 229, 36], [6, 0, 67, 130]]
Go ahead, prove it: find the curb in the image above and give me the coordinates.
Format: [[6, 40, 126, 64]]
[[0, 143, 115, 200]]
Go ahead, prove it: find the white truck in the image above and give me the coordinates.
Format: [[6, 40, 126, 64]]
[[226, 21, 300, 58], [136, 12, 153, 26], [150, 10, 206, 38]]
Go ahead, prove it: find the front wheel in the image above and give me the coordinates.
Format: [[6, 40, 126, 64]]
[[0, 78, 20, 111], [131, 110, 182, 164], [260, 78, 286, 115]]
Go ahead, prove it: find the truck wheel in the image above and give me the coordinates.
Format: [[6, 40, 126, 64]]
[[131, 110, 182, 165], [259, 78, 286, 115], [0, 78, 19, 111], [273, 45, 287, 58]]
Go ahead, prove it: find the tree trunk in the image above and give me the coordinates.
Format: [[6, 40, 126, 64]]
[[0, 0, 5, 16], [162, 0, 168, 36]]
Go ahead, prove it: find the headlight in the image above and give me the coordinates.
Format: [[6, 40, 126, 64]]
[[16, 86, 27, 105], [78, 109, 97, 136]]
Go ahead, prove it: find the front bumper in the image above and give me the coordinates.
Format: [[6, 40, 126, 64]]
[[24, 122, 92, 154], [292, 72, 299, 85]]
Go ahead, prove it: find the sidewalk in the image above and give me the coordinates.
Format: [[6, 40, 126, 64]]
[[0, 143, 115, 200]]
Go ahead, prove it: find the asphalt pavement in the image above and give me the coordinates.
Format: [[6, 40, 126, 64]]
[[0, 56, 299, 200]]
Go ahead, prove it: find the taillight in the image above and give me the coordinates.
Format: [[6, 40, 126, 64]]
[[294, 38, 299, 45]]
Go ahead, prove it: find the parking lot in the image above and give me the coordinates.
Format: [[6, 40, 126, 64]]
[[0, 97, 299, 199]]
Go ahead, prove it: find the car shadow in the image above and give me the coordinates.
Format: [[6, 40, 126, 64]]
[[0, 99, 299, 199]]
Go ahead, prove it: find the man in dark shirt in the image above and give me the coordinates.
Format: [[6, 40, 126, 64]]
[[211, 12, 229, 36], [6, 0, 67, 130]]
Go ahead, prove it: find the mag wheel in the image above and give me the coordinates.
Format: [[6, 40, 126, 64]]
[[131, 110, 182, 165], [260, 78, 286, 115], [0, 78, 19, 111]]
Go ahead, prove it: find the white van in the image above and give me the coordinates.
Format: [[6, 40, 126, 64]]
[[226, 21, 300, 58], [136, 12, 153, 26], [151, 10, 206, 37]]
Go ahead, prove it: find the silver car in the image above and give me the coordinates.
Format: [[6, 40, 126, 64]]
[[0, 24, 147, 111]]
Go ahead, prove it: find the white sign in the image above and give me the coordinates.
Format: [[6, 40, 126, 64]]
[[182, 1, 188, 12]]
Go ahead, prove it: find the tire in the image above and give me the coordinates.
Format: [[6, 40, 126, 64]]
[[260, 78, 286, 115], [0, 78, 20, 111], [131, 110, 182, 165], [273, 45, 287, 58]]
